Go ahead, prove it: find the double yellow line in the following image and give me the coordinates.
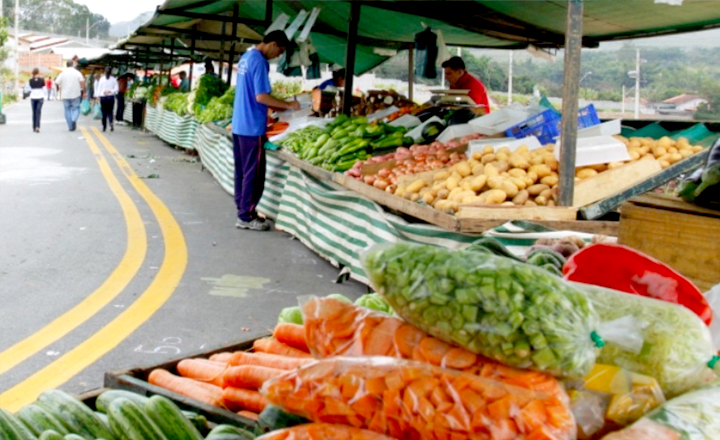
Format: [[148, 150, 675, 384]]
[[0, 127, 187, 411]]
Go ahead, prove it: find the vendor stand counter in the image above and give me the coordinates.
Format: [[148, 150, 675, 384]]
[[619, 193, 720, 291], [104, 336, 264, 431]]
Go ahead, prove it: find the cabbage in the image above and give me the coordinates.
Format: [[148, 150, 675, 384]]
[[354, 293, 391, 314], [575, 282, 719, 398], [325, 293, 352, 303], [278, 306, 303, 325]]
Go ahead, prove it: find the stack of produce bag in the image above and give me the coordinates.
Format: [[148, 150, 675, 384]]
[[261, 357, 577, 440]]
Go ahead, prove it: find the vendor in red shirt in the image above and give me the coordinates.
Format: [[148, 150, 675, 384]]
[[442, 56, 491, 115]]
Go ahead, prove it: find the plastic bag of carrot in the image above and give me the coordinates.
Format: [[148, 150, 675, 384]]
[[255, 423, 397, 440], [302, 296, 567, 402], [262, 357, 576, 440]]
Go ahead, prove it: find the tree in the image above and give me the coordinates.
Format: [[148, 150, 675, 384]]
[[2, 0, 110, 39]]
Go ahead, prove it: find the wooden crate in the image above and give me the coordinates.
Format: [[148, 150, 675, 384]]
[[104, 336, 266, 430], [619, 193, 720, 291]]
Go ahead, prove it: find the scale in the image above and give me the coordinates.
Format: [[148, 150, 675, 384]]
[[430, 89, 477, 106]]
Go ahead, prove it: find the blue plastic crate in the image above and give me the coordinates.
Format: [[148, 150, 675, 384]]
[[578, 104, 600, 130], [504, 108, 561, 145]]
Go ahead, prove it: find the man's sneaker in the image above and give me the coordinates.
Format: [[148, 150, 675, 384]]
[[235, 218, 271, 231]]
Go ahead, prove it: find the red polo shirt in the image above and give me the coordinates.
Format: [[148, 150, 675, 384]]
[[453, 72, 490, 112]]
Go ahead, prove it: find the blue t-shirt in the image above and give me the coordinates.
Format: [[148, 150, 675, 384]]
[[232, 49, 271, 136], [318, 78, 335, 91]]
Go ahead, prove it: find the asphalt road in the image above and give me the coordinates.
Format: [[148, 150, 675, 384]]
[[0, 99, 367, 409]]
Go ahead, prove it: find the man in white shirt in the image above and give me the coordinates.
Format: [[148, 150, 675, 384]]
[[96, 67, 119, 132], [55, 60, 85, 131]]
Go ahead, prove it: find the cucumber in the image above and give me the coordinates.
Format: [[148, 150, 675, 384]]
[[256, 404, 308, 435], [0, 408, 38, 440], [94, 390, 148, 414], [64, 435, 85, 440], [143, 395, 202, 440], [16, 405, 68, 437], [39, 431, 64, 440], [207, 425, 255, 438], [106, 398, 167, 440], [36, 390, 116, 440], [181, 411, 209, 435], [93, 412, 109, 427]]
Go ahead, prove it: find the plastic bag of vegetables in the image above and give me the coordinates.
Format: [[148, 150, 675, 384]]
[[574, 282, 720, 398], [362, 243, 640, 379], [255, 423, 397, 440], [302, 296, 567, 401], [261, 356, 577, 440], [600, 381, 720, 440]]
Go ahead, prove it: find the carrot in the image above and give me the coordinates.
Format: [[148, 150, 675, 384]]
[[256, 423, 397, 440], [148, 368, 224, 407], [229, 351, 313, 370], [222, 387, 268, 413], [302, 297, 566, 402], [262, 358, 576, 440], [237, 410, 259, 422], [223, 365, 286, 390], [273, 323, 309, 352], [253, 337, 312, 358], [209, 352, 233, 363], [176, 358, 227, 387]]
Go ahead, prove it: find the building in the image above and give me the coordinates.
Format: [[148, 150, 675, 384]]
[[660, 94, 708, 112]]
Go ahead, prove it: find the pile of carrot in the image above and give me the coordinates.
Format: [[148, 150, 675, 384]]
[[262, 357, 576, 440], [303, 297, 566, 401], [147, 330, 313, 420], [255, 423, 397, 440]]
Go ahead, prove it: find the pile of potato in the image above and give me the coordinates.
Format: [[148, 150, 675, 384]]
[[574, 136, 704, 180], [394, 144, 560, 212]]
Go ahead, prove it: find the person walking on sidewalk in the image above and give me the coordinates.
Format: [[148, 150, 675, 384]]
[[28, 68, 45, 133], [231, 30, 300, 231], [116, 73, 128, 122], [55, 60, 85, 131], [96, 67, 118, 132]]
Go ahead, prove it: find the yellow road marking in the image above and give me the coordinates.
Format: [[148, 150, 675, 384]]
[[0, 128, 188, 410], [0, 127, 147, 377]]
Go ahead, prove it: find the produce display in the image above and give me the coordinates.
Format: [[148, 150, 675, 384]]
[[193, 74, 230, 116], [164, 92, 190, 116], [677, 137, 720, 206], [197, 87, 235, 124], [255, 423, 397, 440], [575, 282, 720, 398], [302, 296, 567, 400], [362, 242, 601, 379], [262, 356, 577, 440], [466, 237, 567, 275], [611, 135, 704, 171], [601, 381, 720, 440]]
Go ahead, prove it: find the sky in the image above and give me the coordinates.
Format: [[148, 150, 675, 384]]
[[75, 0, 164, 24]]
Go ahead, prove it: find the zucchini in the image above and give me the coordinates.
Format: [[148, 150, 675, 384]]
[[181, 411, 209, 436], [106, 398, 167, 440], [64, 435, 85, 440], [0, 408, 37, 440], [255, 405, 308, 435], [38, 431, 64, 440], [94, 390, 148, 414], [143, 395, 202, 440], [93, 412, 109, 428], [16, 405, 68, 437], [36, 390, 116, 440], [207, 425, 255, 438]]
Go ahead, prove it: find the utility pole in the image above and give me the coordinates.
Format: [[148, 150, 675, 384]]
[[635, 48, 640, 119], [14, 0, 19, 96]]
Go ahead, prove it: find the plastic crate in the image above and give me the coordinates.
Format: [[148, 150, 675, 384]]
[[577, 104, 600, 130], [504, 108, 561, 145]]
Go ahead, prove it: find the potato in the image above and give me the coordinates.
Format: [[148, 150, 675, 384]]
[[691, 146, 704, 153], [460, 180, 473, 192], [483, 145, 495, 155], [373, 178, 389, 190], [628, 138, 642, 149], [481, 153, 496, 164], [588, 164, 608, 173], [422, 192, 435, 205], [544, 154, 559, 171], [448, 187, 464, 201], [535, 195, 548, 206], [434, 199, 449, 211], [484, 163, 499, 177], [679, 149, 694, 158], [523, 176, 536, 187], [515, 145, 529, 154], [470, 175, 488, 192], [576, 168, 599, 179], [677, 137, 690, 149], [547, 199, 556, 207], [494, 160, 510, 173], [419, 187, 432, 196], [527, 171, 539, 183], [405, 179, 426, 194], [530, 154, 546, 166], [628, 149, 641, 161], [658, 136, 674, 150], [487, 176, 505, 190], [659, 160, 671, 169], [496, 152, 510, 162], [456, 161, 472, 177], [472, 151, 484, 161], [656, 153, 671, 163], [446, 176, 459, 191], [462, 195, 481, 204], [540, 174, 559, 186], [539, 188, 553, 200], [508, 168, 527, 178], [668, 152, 683, 164], [395, 187, 405, 197], [482, 189, 508, 204], [652, 146, 668, 158], [512, 189, 529, 205], [527, 184, 550, 196], [668, 146, 678, 154], [410, 193, 421, 202], [641, 153, 656, 161], [524, 200, 538, 207], [498, 147, 511, 155], [529, 164, 552, 179], [436, 188, 449, 200], [472, 163, 485, 176], [403, 191, 414, 200], [501, 180, 519, 198], [638, 145, 651, 155], [509, 154, 530, 169], [510, 177, 527, 190], [607, 162, 625, 170], [433, 170, 450, 181], [432, 180, 448, 192], [501, 201, 515, 206]]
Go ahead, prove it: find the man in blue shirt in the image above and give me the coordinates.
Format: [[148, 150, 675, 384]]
[[318, 68, 346, 91], [232, 30, 300, 231]]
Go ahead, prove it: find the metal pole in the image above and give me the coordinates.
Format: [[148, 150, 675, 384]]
[[168, 38, 175, 79], [14, 0, 19, 97], [218, 18, 227, 77], [408, 43, 414, 103], [188, 30, 196, 90], [227, 3, 238, 85], [634, 48, 640, 119], [342, 1, 360, 115], [557, 0, 583, 207], [508, 51, 513, 104], [265, 0, 273, 25]]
